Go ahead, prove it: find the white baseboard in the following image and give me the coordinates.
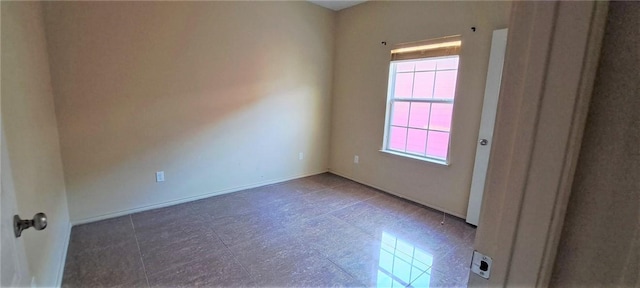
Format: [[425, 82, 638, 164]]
[[55, 221, 72, 287], [328, 169, 466, 219], [70, 170, 329, 226]]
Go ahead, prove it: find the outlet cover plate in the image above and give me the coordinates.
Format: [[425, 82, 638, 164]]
[[470, 250, 492, 279], [156, 171, 165, 182]]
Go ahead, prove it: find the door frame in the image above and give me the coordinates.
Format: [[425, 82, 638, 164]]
[[470, 1, 608, 286]]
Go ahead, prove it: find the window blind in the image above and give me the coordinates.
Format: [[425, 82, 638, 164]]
[[390, 35, 461, 61]]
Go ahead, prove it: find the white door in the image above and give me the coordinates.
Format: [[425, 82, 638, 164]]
[[466, 29, 508, 226], [1, 121, 31, 286]]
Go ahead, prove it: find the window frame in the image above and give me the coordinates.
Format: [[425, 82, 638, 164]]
[[381, 55, 460, 165]]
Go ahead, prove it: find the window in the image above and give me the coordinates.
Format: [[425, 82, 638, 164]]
[[382, 37, 461, 164]]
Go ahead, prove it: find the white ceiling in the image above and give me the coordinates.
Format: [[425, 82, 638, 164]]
[[308, 0, 367, 11]]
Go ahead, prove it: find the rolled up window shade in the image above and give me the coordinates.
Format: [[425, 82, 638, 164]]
[[391, 35, 461, 61]]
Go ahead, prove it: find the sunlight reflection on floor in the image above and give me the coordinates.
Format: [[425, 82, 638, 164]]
[[377, 232, 433, 287]]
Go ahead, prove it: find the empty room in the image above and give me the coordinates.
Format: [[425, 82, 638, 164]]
[[2, 1, 638, 288]]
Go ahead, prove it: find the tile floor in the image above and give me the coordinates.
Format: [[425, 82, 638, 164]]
[[62, 173, 476, 287]]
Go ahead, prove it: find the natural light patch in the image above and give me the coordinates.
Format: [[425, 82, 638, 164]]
[[384, 55, 459, 163], [377, 232, 433, 287], [390, 41, 461, 54]]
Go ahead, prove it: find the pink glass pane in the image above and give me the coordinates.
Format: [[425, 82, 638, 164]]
[[389, 127, 408, 151], [428, 103, 453, 131], [433, 70, 458, 99], [408, 103, 431, 129], [392, 102, 410, 126], [396, 62, 415, 72], [406, 129, 427, 155], [426, 131, 450, 159], [415, 59, 437, 71], [394, 73, 414, 98], [413, 72, 435, 99], [436, 57, 459, 70]]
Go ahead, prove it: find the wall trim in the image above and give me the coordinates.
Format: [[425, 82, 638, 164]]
[[328, 169, 466, 219], [70, 170, 328, 226], [55, 221, 72, 287], [537, 2, 609, 285]]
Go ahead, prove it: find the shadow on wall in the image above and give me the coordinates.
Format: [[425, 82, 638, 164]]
[[42, 1, 334, 220]]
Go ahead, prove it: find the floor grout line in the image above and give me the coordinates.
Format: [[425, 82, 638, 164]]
[[324, 255, 368, 286], [129, 215, 151, 288], [202, 212, 254, 279]]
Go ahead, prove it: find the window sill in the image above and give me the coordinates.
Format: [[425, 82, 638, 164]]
[[379, 149, 450, 166]]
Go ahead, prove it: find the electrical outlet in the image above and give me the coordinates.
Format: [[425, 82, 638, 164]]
[[156, 171, 165, 182], [470, 250, 492, 279], [299, 152, 304, 160], [354, 155, 359, 164]]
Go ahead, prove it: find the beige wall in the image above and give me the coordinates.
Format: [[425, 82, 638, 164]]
[[550, 2, 640, 286], [1, 1, 70, 285], [42, 2, 336, 222], [329, 1, 511, 217]]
